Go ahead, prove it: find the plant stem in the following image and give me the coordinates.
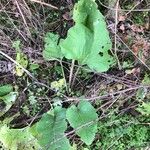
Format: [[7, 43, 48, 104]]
[[69, 59, 75, 89], [59, 59, 68, 93], [71, 66, 81, 88]]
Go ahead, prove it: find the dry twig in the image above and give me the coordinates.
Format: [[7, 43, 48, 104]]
[[30, 0, 58, 10]]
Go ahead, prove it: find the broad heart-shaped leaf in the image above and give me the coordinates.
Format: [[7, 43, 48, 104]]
[[73, 0, 112, 54], [66, 100, 98, 145], [60, 0, 114, 72], [43, 32, 64, 60], [30, 106, 71, 150]]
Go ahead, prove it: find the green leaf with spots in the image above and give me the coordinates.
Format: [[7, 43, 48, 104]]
[[137, 102, 150, 116], [66, 100, 98, 145], [60, 0, 114, 71]]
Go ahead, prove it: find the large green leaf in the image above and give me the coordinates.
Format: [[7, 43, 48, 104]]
[[43, 33, 64, 60], [66, 100, 98, 145], [60, 24, 92, 64], [60, 0, 113, 71], [73, 0, 112, 54], [30, 106, 71, 150]]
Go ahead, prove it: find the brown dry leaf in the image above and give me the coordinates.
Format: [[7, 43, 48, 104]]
[[62, 12, 72, 21], [131, 25, 144, 33], [119, 24, 125, 33], [142, 41, 150, 61], [131, 37, 150, 62], [118, 15, 126, 22], [125, 68, 140, 75], [132, 67, 140, 75], [145, 23, 149, 30], [132, 43, 139, 56]]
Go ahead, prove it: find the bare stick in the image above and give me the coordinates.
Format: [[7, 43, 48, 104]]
[[30, 0, 58, 10], [98, 0, 150, 12], [69, 59, 75, 89], [59, 59, 69, 93], [114, 0, 121, 69], [71, 65, 81, 88], [125, 0, 143, 16], [15, 0, 31, 36]]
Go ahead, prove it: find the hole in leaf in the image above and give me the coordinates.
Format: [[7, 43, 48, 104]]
[[108, 50, 112, 55], [99, 52, 103, 57]]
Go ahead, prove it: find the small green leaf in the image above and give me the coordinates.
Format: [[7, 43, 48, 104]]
[[0, 84, 13, 96], [43, 33, 64, 60], [30, 106, 71, 150], [122, 61, 133, 68], [136, 87, 147, 101], [12, 40, 21, 51], [51, 78, 65, 91], [29, 63, 39, 71], [137, 102, 150, 116], [0, 92, 18, 117], [142, 74, 150, 85], [66, 100, 98, 145], [15, 51, 28, 76], [12, 40, 28, 76]]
